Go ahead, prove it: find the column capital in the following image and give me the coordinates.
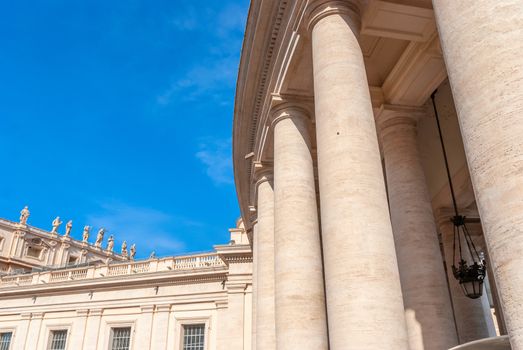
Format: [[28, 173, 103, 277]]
[[253, 162, 273, 184], [89, 308, 103, 317], [140, 305, 155, 314], [375, 104, 427, 136], [31, 312, 44, 320], [76, 309, 89, 317], [306, 0, 361, 33], [156, 304, 171, 313], [270, 101, 312, 129]]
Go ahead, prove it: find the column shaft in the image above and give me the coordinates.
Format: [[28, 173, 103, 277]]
[[310, 4, 408, 349], [255, 174, 276, 349], [251, 222, 258, 350], [224, 284, 246, 350], [83, 309, 102, 350], [150, 305, 170, 350], [379, 112, 458, 349], [273, 107, 328, 350], [135, 306, 154, 350], [14, 314, 30, 350], [69, 310, 88, 350], [432, 0, 523, 347], [24, 313, 43, 350]]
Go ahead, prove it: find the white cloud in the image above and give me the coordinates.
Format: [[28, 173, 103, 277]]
[[156, 3, 247, 106], [85, 201, 200, 257], [195, 138, 233, 185], [156, 56, 238, 105]]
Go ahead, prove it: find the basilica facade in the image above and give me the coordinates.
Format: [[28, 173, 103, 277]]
[[0, 214, 253, 350], [234, 0, 522, 350]]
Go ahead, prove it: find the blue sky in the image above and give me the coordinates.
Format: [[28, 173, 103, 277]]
[[0, 0, 248, 258]]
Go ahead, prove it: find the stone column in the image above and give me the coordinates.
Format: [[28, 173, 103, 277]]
[[13, 313, 31, 349], [308, 2, 408, 349], [436, 211, 495, 343], [377, 106, 458, 350], [24, 312, 43, 350], [253, 164, 276, 350], [134, 305, 154, 350], [150, 304, 170, 350], [223, 283, 246, 350], [432, 1, 523, 347], [251, 221, 258, 350], [69, 309, 89, 350], [215, 301, 229, 350], [272, 105, 328, 350], [83, 309, 103, 350]]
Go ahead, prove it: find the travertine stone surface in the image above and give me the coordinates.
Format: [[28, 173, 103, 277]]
[[251, 222, 258, 350], [432, 1, 523, 348], [310, 3, 408, 348], [25, 313, 43, 350], [254, 172, 276, 350], [83, 309, 103, 350], [378, 108, 458, 350], [150, 305, 170, 350], [438, 216, 496, 344], [272, 106, 328, 350]]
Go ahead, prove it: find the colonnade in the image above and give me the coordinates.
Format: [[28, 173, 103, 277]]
[[250, 0, 523, 349]]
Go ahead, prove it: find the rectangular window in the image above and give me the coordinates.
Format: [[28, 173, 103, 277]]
[[0, 332, 12, 350], [48, 330, 67, 350], [27, 246, 42, 259], [67, 256, 78, 266], [110, 327, 131, 350], [182, 324, 205, 350]]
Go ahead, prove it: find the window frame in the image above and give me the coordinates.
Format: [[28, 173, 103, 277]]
[[47, 329, 68, 350], [45, 325, 71, 350], [26, 245, 43, 260], [0, 328, 15, 350], [106, 322, 134, 350], [67, 255, 79, 266], [178, 318, 209, 350]]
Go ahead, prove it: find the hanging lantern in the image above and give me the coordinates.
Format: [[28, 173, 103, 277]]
[[431, 92, 487, 300], [450, 215, 486, 299]]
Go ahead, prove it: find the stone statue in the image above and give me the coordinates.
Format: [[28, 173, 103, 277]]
[[82, 226, 90, 242], [19, 206, 30, 225], [51, 216, 62, 234], [121, 241, 128, 258], [65, 220, 72, 237], [107, 235, 114, 252], [95, 228, 105, 247], [149, 251, 156, 259], [130, 244, 136, 260]]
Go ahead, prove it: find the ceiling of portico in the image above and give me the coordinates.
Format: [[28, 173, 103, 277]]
[[277, 0, 446, 108], [234, 0, 452, 225]]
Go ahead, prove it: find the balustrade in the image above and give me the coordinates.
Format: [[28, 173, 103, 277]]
[[0, 252, 226, 288]]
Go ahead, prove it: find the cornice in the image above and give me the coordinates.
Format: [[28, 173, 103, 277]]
[[0, 268, 229, 297], [2, 291, 230, 317], [233, 0, 292, 229]]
